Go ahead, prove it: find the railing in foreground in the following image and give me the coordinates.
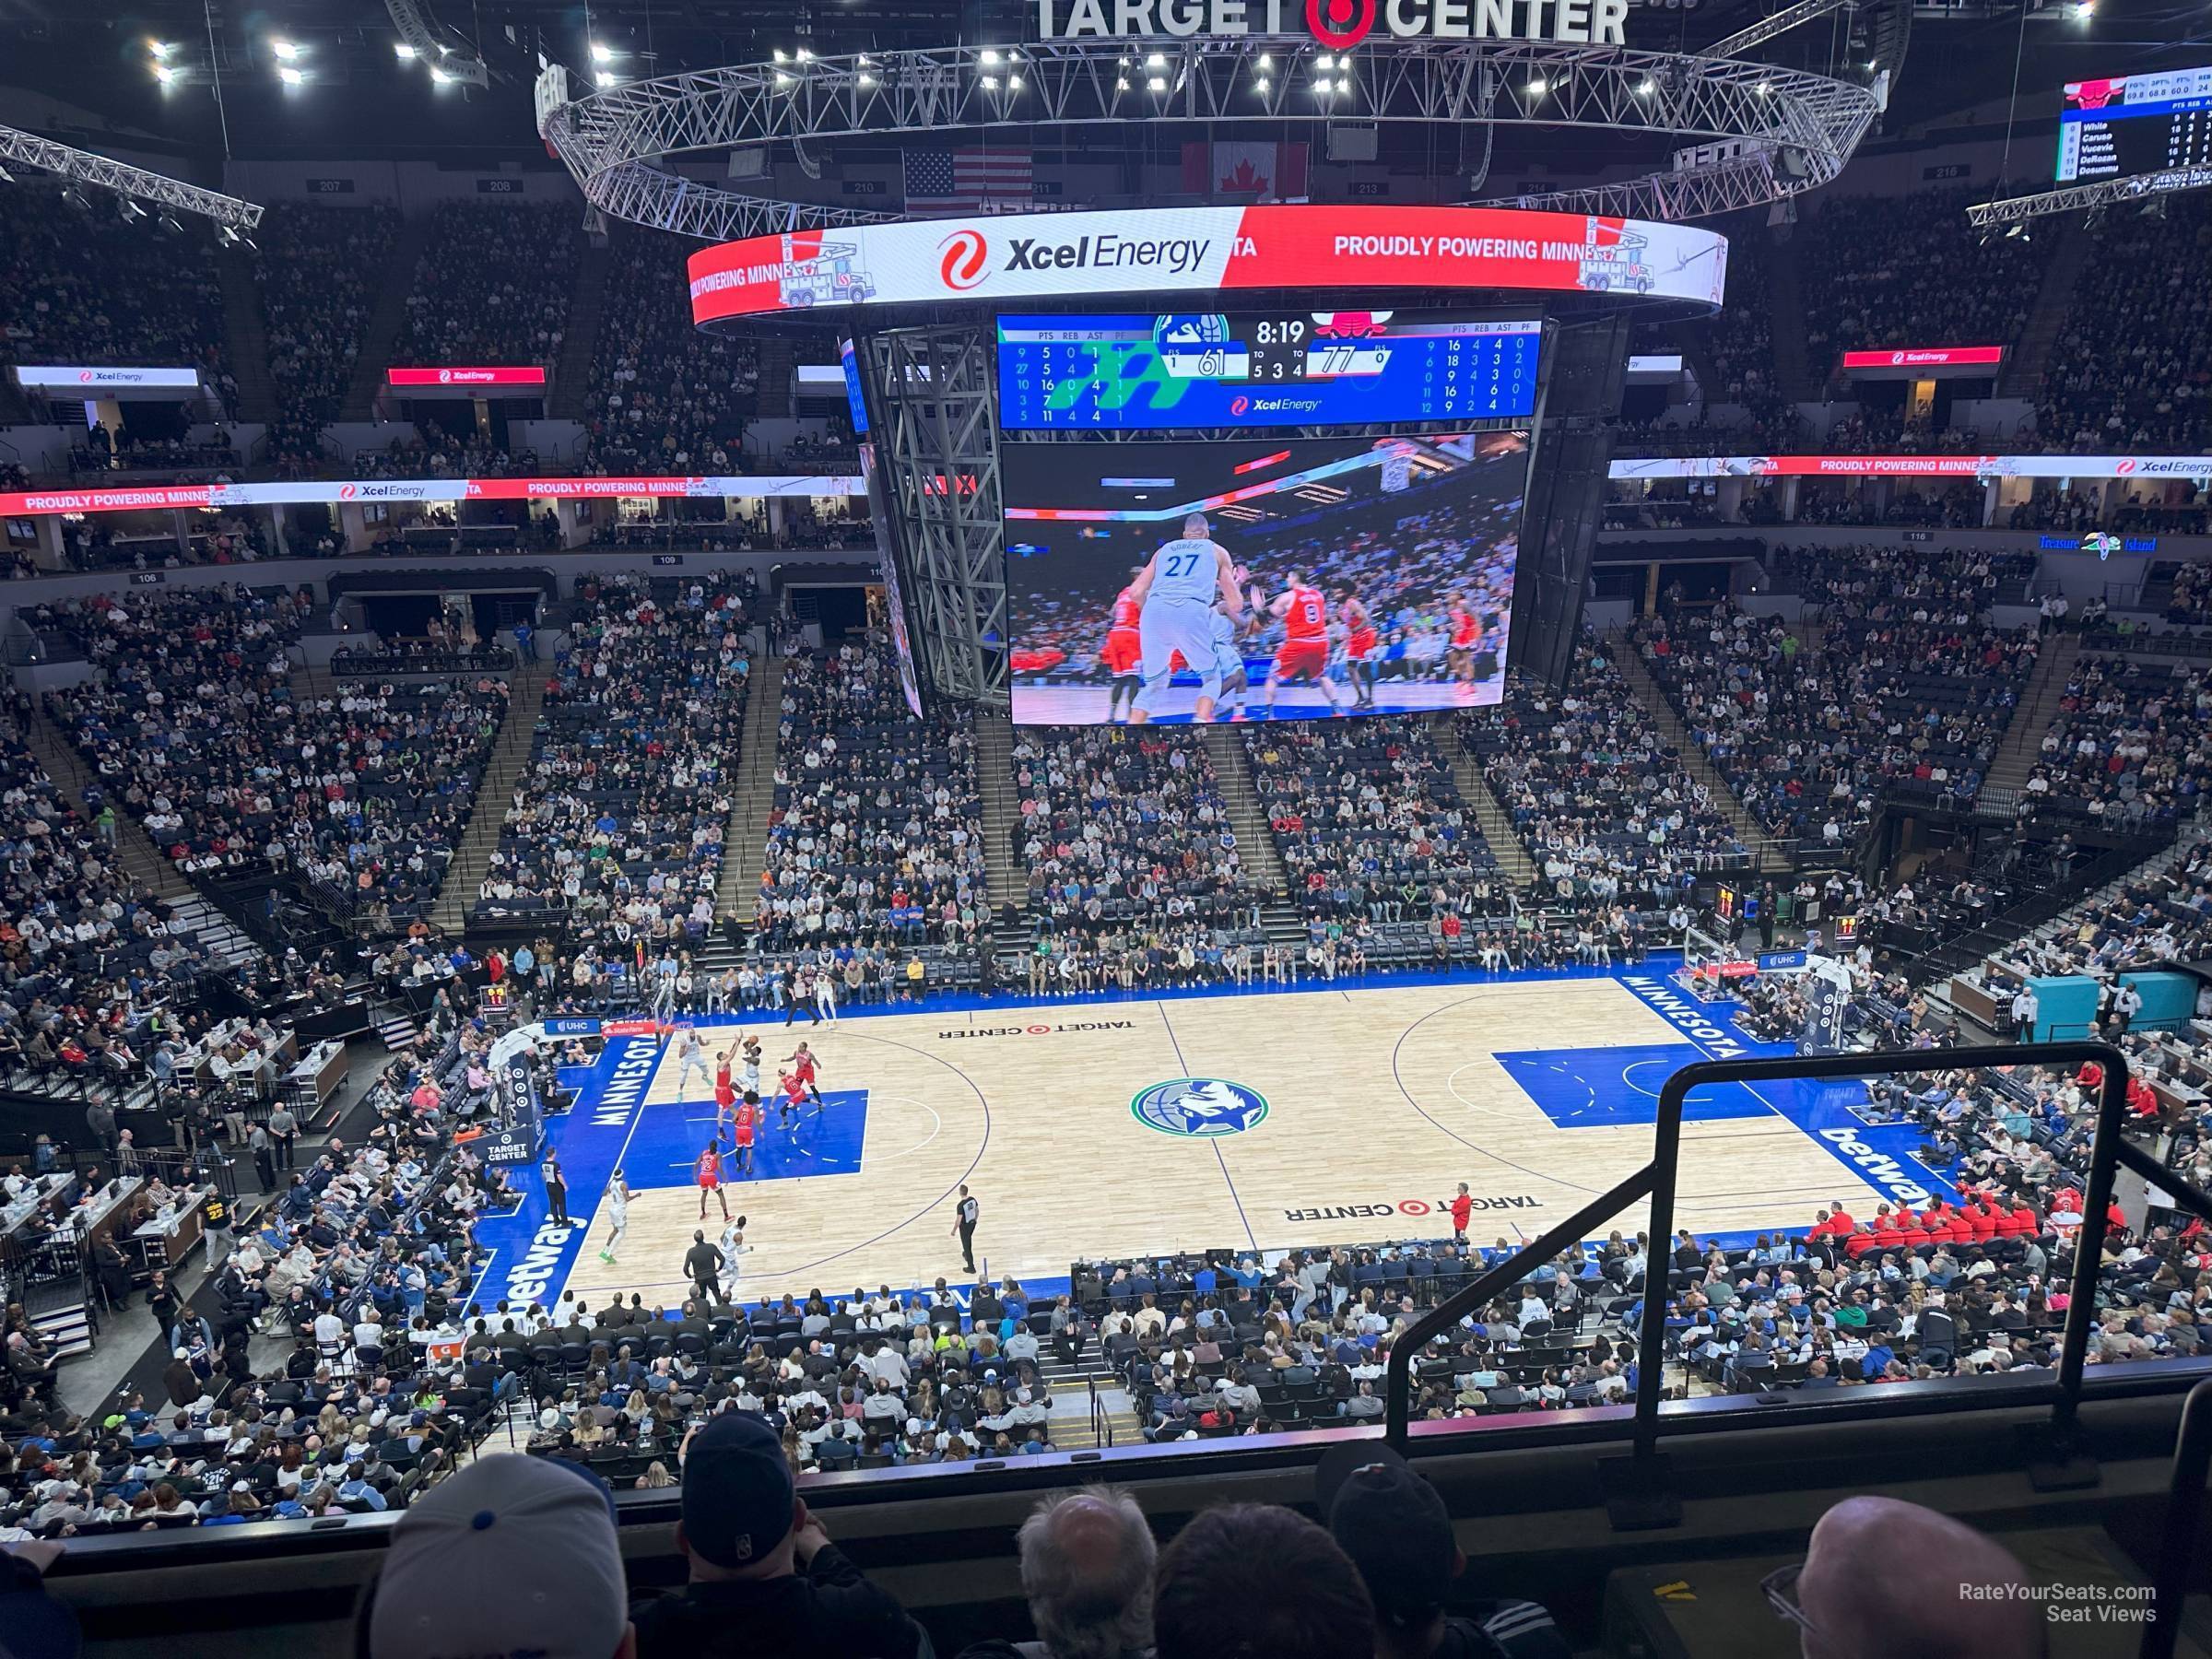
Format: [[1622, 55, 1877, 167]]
[[1384, 1041, 2212, 1532]]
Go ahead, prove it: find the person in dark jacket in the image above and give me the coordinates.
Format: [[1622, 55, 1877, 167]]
[[629, 1410, 924, 1658]]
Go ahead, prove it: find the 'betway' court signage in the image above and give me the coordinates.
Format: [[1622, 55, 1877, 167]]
[[1035, 0, 1629, 47]]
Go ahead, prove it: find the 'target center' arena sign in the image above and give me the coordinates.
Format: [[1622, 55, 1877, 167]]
[[1034, 0, 1630, 49]]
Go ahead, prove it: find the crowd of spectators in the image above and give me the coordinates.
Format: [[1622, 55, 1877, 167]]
[[2039, 193, 2212, 452], [754, 643, 990, 959], [1771, 540, 2035, 621], [1014, 729, 1265, 933], [255, 202, 400, 474], [397, 201, 580, 371], [2018, 652, 2212, 833], [1241, 723, 1532, 964], [0, 1018, 525, 1543], [0, 190, 229, 389], [581, 226, 760, 477], [1797, 183, 2047, 376], [472, 573, 753, 949], [1468, 648, 1752, 904], [1634, 601, 2038, 842], [0, 692, 256, 1102]]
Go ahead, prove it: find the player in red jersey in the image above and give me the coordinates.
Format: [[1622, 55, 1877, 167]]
[[730, 1091, 759, 1174], [1447, 592, 1484, 688], [785, 1041, 819, 1091], [1262, 568, 1343, 718], [1100, 568, 1145, 724], [1336, 585, 1379, 711], [695, 1138, 730, 1220]]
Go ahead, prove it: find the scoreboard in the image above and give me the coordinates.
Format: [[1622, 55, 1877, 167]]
[[995, 311, 1542, 430], [2057, 65, 2212, 182]]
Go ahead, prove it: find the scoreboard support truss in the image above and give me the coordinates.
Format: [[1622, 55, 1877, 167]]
[[858, 323, 1010, 711]]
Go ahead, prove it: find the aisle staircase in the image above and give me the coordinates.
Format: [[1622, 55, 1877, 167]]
[[1199, 726, 1288, 900], [1431, 718, 1542, 891], [339, 212, 439, 420], [2000, 218, 2094, 401], [754, 336, 797, 419], [973, 704, 1024, 912], [1983, 631, 2083, 795], [1606, 633, 1795, 875], [429, 662, 554, 933], [1765, 231, 1816, 399], [700, 657, 786, 971], [549, 241, 613, 420], [216, 251, 278, 424]]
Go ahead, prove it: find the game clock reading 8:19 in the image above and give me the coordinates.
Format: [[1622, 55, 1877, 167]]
[[1249, 316, 1307, 382]]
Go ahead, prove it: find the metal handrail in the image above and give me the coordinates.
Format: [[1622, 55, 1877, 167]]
[[1382, 1041, 2185, 1476], [2144, 1376, 2212, 1659]]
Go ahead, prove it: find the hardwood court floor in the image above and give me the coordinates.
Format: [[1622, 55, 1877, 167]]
[[546, 974, 1891, 1310]]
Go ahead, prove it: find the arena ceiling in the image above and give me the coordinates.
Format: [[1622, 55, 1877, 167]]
[[1, 0, 2206, 176]]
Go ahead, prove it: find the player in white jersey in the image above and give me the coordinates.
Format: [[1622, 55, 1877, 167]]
[[595, 1167, 632, 1264], [737, 1037, 762, 1098], [672, 1029, 710, 1095], [1209, 606, 1252, 723], [718, 1214, 752, 1303], [1127, 512, 1243, 724]]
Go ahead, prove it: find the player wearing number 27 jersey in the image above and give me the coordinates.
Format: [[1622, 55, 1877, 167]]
[[1128, 512, 1243, 724]]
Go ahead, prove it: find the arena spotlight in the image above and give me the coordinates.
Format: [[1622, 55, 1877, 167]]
[[117, 198, 147, 222], [590, 41, 615, 63], [1146, 52, 1166, 67], [278, 65, 305, 86], [157, 213, 186, 234], [773, 47, 788, 61], [1008, 74, 1024, 90], [1525, 76, 1547, 97], [394, 41, 417, 58], [1147, 75, 1167, 91], [271, 38, 300, 60], [1115, 75, 1130, 90], [60, 185, 91, 210], [1636, 76, 1656, 96], [1314, 76, 1334, 94], [980, 48, 1001, 65], [1316, 53, 1335, 69], [153, 63, 180, 87], [1253, 76, 1271, 94], [981, 74, 999, 88], [858, 71, 877, 87], [430, 65, 454, 84]]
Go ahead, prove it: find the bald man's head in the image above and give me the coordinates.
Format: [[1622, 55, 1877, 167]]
[[1018, 1486, 1157, 1658], [1796, 1497, 2045, 1659]]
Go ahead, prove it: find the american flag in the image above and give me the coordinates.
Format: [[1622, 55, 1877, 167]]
[[902, 146, 1034, 213]]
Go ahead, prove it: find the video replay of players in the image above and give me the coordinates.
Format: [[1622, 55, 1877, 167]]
[[1005, 431, 1527, 725]]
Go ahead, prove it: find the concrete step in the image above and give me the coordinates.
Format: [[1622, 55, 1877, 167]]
[[1202, 727, 1288, 897], [433, 663, 554, 933], [32, 1301, 95, 1363], [1606, 632, 1794, 875], [713, 657, 786, 937], [975, 702, 1023, 911], [340, 212, 439, 421], [1431, 714, 1541, 891], [549, 241, 613, 421], [216, 248, 277, 423]]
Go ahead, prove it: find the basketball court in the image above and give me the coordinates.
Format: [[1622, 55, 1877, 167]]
[[471, 967, 1956, 1313]]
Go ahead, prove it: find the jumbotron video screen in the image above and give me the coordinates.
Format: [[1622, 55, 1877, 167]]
[[1004, 431, 1527, 724]]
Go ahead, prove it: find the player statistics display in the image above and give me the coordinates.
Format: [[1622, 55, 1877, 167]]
[[997, 311, 1541, 429], [2057, 65, 2212, 182], [1005, 432, 1526, 724]]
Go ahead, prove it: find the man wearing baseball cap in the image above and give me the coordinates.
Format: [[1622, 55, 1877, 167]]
[[365, 1452, 633, 1659], [629, 1408, 925, 1657], [1314, 1443, 1569, 1659]]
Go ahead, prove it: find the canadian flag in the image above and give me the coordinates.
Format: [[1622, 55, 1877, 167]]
[[1182, 141, 1310, 200]]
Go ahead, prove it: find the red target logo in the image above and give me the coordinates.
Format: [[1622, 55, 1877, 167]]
[[1398, 1198, 1431, 1217], [1307, 0, 1378, 50], [938, 229, 989, 290]]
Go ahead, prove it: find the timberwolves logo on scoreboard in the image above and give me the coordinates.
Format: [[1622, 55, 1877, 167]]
[[1131, 1077, 1270, 1137]]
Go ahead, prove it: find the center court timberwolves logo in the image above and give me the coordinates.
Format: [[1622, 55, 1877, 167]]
[[1131, 1077, 1269, 1137]]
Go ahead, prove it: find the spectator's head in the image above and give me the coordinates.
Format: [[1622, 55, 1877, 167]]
[[1787, 1496, 2043, 1657], [677, 1409, 801, 1579], [366, 1452, 631, 1659], [1316, 1444, 1462, 1657], [1014, 1485, 1157, 1659], [1153, 1504, 1373, 1659]]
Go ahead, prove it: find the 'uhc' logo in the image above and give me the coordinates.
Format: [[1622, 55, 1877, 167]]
[[1131, 1077, 1270, 1138], [938, 229, 989, 290]]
